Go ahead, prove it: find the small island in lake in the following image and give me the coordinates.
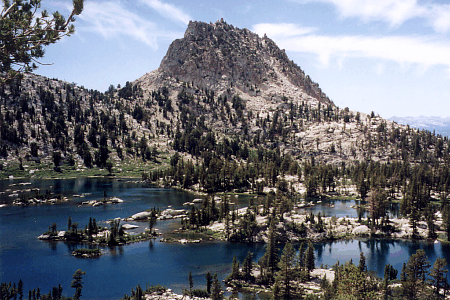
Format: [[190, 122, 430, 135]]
[[72, 248, 102, 258], [38, 212, 160, 250], [78, 197, 124, 207]]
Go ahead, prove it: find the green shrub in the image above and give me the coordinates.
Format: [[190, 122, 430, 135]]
[[191, 289, 209, 298], [146, 284, 166, 294]]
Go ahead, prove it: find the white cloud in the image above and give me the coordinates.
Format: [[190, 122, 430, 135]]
[[428, 4, 450, 33], [375, 63, 384, 75], [295, 0, 450, 32], [255, 23, 450, 72], [324, 0, 422, 26], [139, 0, 191, 25], [77, 2, 179, 49], [253, 23, 316, 38], [337, 57, 344, 70]]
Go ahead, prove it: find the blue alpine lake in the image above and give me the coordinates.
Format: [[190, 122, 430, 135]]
[[0, 178, 449, 299]]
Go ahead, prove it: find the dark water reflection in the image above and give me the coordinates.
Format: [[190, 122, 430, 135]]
[[300, 199, 400, 219], [313, 239, 449, 278]]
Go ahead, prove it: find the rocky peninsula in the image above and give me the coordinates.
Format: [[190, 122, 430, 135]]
[[206, 207, 445, 243]]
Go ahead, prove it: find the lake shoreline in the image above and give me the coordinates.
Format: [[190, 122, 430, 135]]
[[105, 204, 447, 246], [3, 177, 447, 299]]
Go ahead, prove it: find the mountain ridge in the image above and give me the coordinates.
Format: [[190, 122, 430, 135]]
[[0, 20, 448, 203], [390, 115, 450, 137]]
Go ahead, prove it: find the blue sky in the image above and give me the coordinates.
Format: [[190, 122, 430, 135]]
[[33, 0, 450, 118]]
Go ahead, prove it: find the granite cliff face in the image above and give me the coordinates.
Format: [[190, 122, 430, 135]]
[[137, 20, 332, 112]]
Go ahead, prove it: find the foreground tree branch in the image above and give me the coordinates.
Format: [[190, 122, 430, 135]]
[[0, 0, 84, 83]]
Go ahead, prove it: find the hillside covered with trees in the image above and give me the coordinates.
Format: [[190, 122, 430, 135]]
[[1, 20, 450, 241]]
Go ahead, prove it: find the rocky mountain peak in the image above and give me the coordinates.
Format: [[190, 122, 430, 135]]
[[154, 20, 332, 106]]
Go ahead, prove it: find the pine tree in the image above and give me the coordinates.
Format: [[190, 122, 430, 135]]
[[271, 280, 281, 300], [321, 273, 334, 300], [92, 218, 98, 234], [242, 251, 253, 282], [428, 257, 448, 296], [383, 264, 390, 300], [401, 249, 430, 300], [205, 271, 213, 295], [71, 269, 86, 299], [366, 187, 387, 228], [148, 210, 157, 234], [230, 255, 240, 280], [258, 220, 278, 284], [358, 252, 367, 273], [51, 284, 63, 300], [210, 273, 223, 300], [409, 209, 419, 238], [274, 242, 303, 299], [400, 262, 407, 282], [0, 0, 84, 83], [225, 213, 231, 240], [296, 242, 305, 268], [17, 279, 23, 300], [295, 241, 309, 282], [188, 271, 193, 293], [135, 284, 143, 300], [88, 217, 93, 240], [425, 203, 436, 239], [306, 241, 315, 279], [68, 216, 72, 231], [384, 264, 397, 281], [334, 261, 378, 299]]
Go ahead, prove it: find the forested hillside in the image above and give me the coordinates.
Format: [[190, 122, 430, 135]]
[[1, 20, 450, 236]]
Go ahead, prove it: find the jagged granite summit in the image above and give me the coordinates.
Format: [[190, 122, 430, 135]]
[[137, 20, 332, 113]]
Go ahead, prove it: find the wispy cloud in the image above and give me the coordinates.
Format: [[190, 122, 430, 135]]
[[139, 0, 191, 25], [253, 23, 316, 38], [76, 1, 181, 49], [253, 23, 450, 71], [294, 0, 450, 33], [428, 4, 450, 33]]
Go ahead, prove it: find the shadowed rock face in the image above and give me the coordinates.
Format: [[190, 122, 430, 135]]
[[158, 20, 333, 105]]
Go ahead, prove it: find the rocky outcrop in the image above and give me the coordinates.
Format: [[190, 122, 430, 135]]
[[13, 197, 69, 206], [138, 20, 332, 109], [79, 197, 123, 207], [38, 230, 66, 241], [352, 225, 370, 235], [160, 20, 331, 103], [145, 289, 209, 300], [128, 208, 187, 221], [130, 211, 152, 221], [121, 224, 139, 230], [159, 209, 187, 220]]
